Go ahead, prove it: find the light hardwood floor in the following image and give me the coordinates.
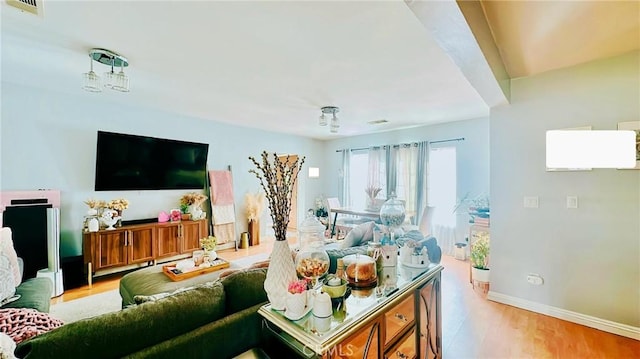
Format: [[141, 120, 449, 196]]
[[54, 240, 639, 358]]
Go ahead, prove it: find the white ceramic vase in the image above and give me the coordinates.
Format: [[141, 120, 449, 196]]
[[264, 240, 297, 311], [284, 291, 307, 319], [206, 250, 217, 261], [189, 205, 204, 220]]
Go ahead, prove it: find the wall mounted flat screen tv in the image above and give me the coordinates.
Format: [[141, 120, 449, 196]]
[[95, 131, 209, 191]]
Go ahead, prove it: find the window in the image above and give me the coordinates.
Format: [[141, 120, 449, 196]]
[[348, 150, 369, 207], [428, 146, 456, 227]]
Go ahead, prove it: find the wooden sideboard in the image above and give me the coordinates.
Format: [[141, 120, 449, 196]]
[[260, 264, 442, 359], [83, 219, 208, 285]]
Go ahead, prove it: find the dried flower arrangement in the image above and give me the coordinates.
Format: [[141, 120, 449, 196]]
[[84, 199, 106, 209], [244, 191, 266, 221], [248, 151, 305, 241], [180, 192, 208, 206], [107, 198, 129, 212], [200, 236, 217, 251], [364, 185, 383, 200]]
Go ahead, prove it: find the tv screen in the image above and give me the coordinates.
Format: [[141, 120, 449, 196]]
[[95, 131, 209, 191]]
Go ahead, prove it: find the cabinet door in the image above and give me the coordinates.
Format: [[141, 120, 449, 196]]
[[157, 224, 181, 258], [333, 319, 381, 359], [128, 226, 155, 264], [385, 295, 415, 346], [418, 275, 441, 359], [181, 220, 205, 253], [95, 230, 128, 270]]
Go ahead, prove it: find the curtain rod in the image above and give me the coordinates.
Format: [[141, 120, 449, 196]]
[[335, 137, 465, 153]]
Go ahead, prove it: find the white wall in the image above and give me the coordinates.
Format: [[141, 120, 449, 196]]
[[490, 51, 640, 327], [323, 117, 490, 244], [0, 82, 325, 257]]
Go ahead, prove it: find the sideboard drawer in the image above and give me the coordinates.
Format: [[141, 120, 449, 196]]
[[385, 328, 416, 359], [385, 294, 415, 345]]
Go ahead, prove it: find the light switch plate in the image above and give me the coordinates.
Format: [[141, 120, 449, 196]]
[[566, 196, 578, 209], [524, 196, 539, 208]]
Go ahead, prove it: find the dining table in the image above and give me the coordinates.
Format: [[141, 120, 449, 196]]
[[329, 206, 381, 237]]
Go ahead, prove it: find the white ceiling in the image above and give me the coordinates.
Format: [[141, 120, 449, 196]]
[[1, 1, 638, 140]]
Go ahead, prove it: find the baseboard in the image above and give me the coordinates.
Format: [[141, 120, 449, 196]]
[[487, 291, 640, 340]]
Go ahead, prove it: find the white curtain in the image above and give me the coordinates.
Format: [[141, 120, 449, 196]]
[[367, 147, 387, 199], [397, 145, 418, 223], [415, 141, 429, 226], [433, 224, 457, 256], [428, 146, 458, 254], [340, 150, 351, 207]]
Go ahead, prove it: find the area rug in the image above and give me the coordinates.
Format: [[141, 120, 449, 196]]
[[50, 252, 271, 324], [50, 289, 121, 324]]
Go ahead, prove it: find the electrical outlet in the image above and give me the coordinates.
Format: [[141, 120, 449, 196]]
[[524, 196, 539, 208], [566, 196, 578, 209], [527, 274, 544, 285]]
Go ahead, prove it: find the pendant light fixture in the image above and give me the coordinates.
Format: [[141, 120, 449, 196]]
[[82, 54, 102, 92], [82, 48, 130, 93], [320, 106, 340, 133]]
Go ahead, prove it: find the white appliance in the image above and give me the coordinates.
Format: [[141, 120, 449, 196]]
[[1, 190, 64, 297], [36, 208, 64, 297]]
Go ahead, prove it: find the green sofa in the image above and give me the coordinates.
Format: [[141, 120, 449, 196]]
[[15, 268, 270, 359]]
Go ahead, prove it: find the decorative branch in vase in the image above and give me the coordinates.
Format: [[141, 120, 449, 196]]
[[248, 151, 305, 310], [248, 152, 305, 242]]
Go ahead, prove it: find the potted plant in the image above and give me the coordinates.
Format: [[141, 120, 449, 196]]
[[470, 232, 490, 283], [200, 235, 217, 259], [180, 204, 191, 221]]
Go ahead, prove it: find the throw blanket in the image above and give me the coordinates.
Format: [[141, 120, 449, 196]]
[[209, 170, 236, 245], [211, 204, 235, 225], [209, 170, 234, 205], [0, 308, 63, 344]]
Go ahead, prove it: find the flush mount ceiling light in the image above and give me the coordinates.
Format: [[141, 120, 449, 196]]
[[319, 106, 340, 133], [82, 48, 130, 93]]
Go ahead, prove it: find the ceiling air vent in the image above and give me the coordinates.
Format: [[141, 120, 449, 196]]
[[6, 0, 42, 16], [368, 119, 389, 125]]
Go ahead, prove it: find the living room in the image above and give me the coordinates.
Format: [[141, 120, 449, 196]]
[[1, 0, 638, 357]]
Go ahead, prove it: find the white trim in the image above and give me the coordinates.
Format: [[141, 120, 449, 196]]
[[487, 291, 640, 341]]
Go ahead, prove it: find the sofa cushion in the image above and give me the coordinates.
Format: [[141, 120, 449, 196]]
[[0, 228, 21, 287], [16, 280, 226, 359], [123, 303, 266, 359], [221, 268, 267, 314], [0, 256, 16, 305], [340, 221, 377, 249], [2, 278, 53, 313]]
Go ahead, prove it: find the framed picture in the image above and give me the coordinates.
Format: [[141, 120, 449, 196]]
[[617, 121, 640, 169], [546, 126, 593, 171]]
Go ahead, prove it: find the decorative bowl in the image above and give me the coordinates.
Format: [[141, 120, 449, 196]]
[[322, 277, 348, 299]]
